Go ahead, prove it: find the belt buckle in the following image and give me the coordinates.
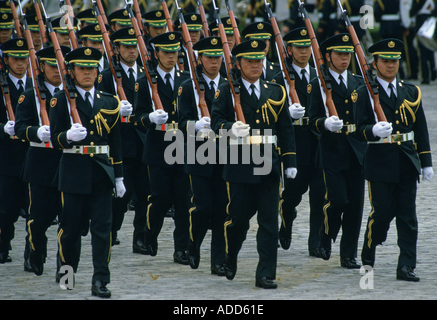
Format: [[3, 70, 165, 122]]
[[250, 136, 263, 145], [84, 146, 97, 154]]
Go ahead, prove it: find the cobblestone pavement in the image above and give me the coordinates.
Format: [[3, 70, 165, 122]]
[[1, 80, 437, 303]]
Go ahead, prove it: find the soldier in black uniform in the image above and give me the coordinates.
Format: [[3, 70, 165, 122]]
[[97, 26, 150, 252], [14, 45, 70, 275], [22, 14, 45, 51], [135, 31, 191, 264], [142, 10, 168, 69], [49, 47, 125, 298], [173, 13, 203, 71], [77, 23, 109, 73], [241, 21, 281, 81], [76, 8, 98, 28], [108, 8, 132, 33], [178, 36, 228, 275], [317, 0, 338, 43], [211, 39, 297, 289], [275, 28, 325, 257], [308, 34, 366, 269], [0, 38, 32, 263], [51, 16, 79, 48], [0, 12, 13, 46], [355, 39, 433, 281]]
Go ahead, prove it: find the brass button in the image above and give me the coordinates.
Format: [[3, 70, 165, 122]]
[[395, 110, 399, 114], [90, 119, 94, 124], [345, 99, 348, 103], [90, 142, 95, 146], [397, 141, 401, 145], [90, 153, 94, 157], [396, 131, 400, 134], [90, 131, 94, 135], [257, 130, 260, 135], [345, 121, 349, 125], [396, 120, 399, 124], [346, 110, 350, 114], [256, 110, 260, 113], [256, 119, 260, 124]]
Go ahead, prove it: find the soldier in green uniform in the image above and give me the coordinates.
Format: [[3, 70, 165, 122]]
[[49, 47, 125, 298], [274, 28, 325, 257], [107, 8, 132, 33], [178, 36, 228, 275], [308, 34, 366, 269], [355, 39, 433, 281], [77, 23, 109, 73], [211, 39, 297, 289], [15, 45, 70, 275]]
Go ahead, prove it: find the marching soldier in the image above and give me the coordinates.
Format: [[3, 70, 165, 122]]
[[241, 21, 281, 81], [317, 0, 338, 43], [108, 8, 132, 33], [0, 12, 13, 46], [356, 39, 433, 281], [173, 13, 203, 71], [22, 14, 45, 51], [211, 39, 297, 289], [77, 23, 109, 73], [0, 38, 32, 263], [275, 27, 325, 257], [50, 47, 125, 298], [14, 45, 70, 275], [76, 8, 98, 28], [135, 31, 191, 264], [178, 36, 228, 275], [308, 33, 366, 268], [51, 15, 79, 48], [142, 10, 168, 68], [97, 26, 149, 251]]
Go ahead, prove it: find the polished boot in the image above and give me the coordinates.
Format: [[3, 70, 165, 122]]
[[361, 244, 375, 267], [132, 240, 150, 255], [173, 250, 189, 265], [91, 280, 111, 298], [29, 250, 45, 276], [278, 224, 291, 250], [319, 232, 331, 260], [186, 241, 200, 269], [224, 254, 237, 280], [340, 257, 361, 269], [255, 277, 277, 289], [396, 265, 420, 282], [211, 264, 225, 276]]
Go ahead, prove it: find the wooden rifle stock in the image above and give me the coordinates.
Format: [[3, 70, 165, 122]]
[[213, 5, 245, 123], [298, 1, 337, 117], [44, 7, 81, 124], [9, 1, 23, 37], [59, 1, 79, 49], [33, 0, 50, 48], [175, 0, 209, 117], [0, 61, 14, 121], [132, 0, 145, 33], [265, 1, 300, 105], [337, 1, 387, 122], [92, 1, 129, 122], [160, 0, 174, 32], [225, 0, 241, 45], [196, 0, 210, 38], [124, 3, 163, 111]]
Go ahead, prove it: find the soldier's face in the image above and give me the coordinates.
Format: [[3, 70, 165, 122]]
[[41, 63, 62, 87], [147, 26, 166, 38], [373, 58, 399, 82], [226, 34, 235, 50], [83, 39, 105, 56], [31, 31, 42, 50], [56, 32, 71, 47], [0, 29, 12, 44], [326, 51, 351, 74], [71, 66, 97, 90], [155, 50, 177, 72], [117, 44, 139, 67], [237, 58, 263, 83], [199, 54, 222, 78], [288, 45, 311, 68], [189, 30, 201, 45], [5, 56, 29, 78]]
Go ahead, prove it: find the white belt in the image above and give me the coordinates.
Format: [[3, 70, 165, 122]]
[[337, 124, 356, 134], [30, 141, 53, 148], [293, 117, 309, 126], [155, 122, 178, 131], [63, 145, 110, 155], [229, 135, 277, 145], [349, 16, 361, 22], [368, 132, 414, 144], [381, 14, 400, 21]]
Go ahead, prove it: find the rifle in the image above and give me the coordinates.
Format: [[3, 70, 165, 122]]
[[337, 0, 387, 122], [123, 1, 163, 111], [174, 0, 209, 118], [131, 0, 145, 34], [196, 0, 210, 38], [59, 0, 79, 49], [225, 0, 241, 45], [212, 0, 245, 123], [92, 0, 129, 122], [9, 0, 23, 38], [33, 0, 50, 48], [0, 58, 14, 121], [19, 1, 49, 125], [264, 0, 300, 105], [298, 0, 337, 117], [42, 1, 81, 124], [160, 0, 185, 71]]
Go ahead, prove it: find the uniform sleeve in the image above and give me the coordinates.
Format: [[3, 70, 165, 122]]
[[177, 79, 198, 134], [354, 83, 379, 142], [308, 78, 329, 135], [107, 96, 124, 178], [134, 77, 154, 129], [14, 91, 41, 143], [49, 93, 73, 149], [211, 82, 235, 133]]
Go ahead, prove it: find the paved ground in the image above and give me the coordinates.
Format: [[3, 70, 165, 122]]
[[1, 79, 437, 304]]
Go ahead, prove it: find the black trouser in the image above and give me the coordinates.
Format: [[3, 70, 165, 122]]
[[322, 158, 364, 259], [58, 169, 113, 284], [112, 157, 150, 244], [364, 178, 418, 268], [225, 174, 280, 280], [145, 164, 189, 252], [27, 183, 62, 258], [0, 175, 28, 256], [280, 165, 325, 250], [189, 167, 227, 266]]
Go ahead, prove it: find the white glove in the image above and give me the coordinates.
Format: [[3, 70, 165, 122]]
[[288, 103, 305, 120], [195, 116, 211, 131], [120, 100, 133, 117], [231, 121, 250, 138], [324, 116, 343, 132], [114, 177, 126, 198], [372, 121, 393, 138], [4, 120, 15, 136], [66, 123, 87, 142], [285, 167, 298, 179], [37, 125, 51, 143], [422, 167, 434, 181], [149, 109, 168, 125]]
